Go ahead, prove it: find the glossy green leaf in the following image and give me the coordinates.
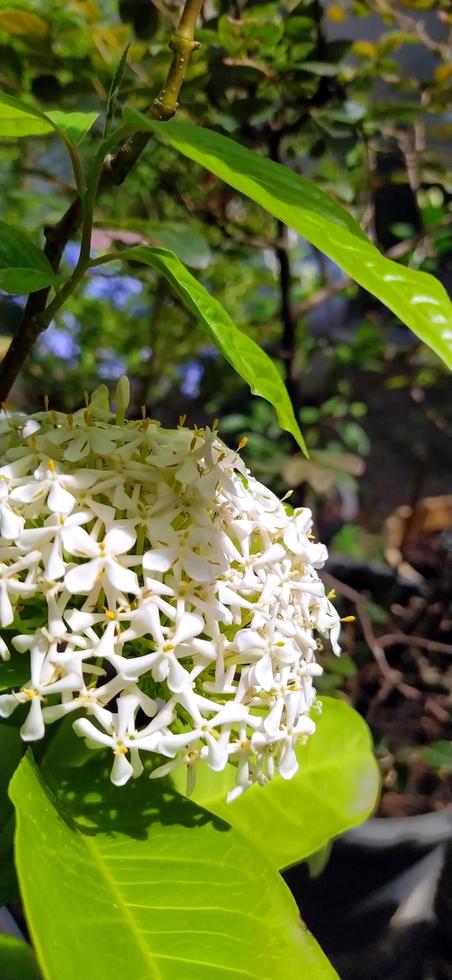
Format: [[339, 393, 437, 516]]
[[0, 936, 41, 980], [125, 110, 452, 370], [0, 221, 62, 294], [172, 698, 380, 870], [10, 753, 337, 980], [115, 245, 307, 453], [0, 93, 98, 144]]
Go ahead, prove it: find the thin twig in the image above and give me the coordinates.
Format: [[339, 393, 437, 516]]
[[323, 571, 397, 679], [364, 0, 450, 56], [379, 633, 452, 656], [0, 0, 204, 403]]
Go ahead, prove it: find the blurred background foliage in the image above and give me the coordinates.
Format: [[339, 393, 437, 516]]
[[1, 0, 452, 823]]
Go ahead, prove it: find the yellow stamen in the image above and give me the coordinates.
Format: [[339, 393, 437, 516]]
[[238, 436, 248, 451], [341, 615, 356, 623], [47, 459, 56, 473], [21, 688, 37, 700], [327, 589, 336, 600], [105, 610, 116, 621]]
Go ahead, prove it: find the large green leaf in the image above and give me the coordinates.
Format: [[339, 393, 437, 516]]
[[115, 245, 307, 453], [172, 698, 380, 870], [124, 110, 452, 370], [10, 753, 337, 980], [0, 936, 41, 980], [0, 93, 98, 144], [0, 221, 62, 294]]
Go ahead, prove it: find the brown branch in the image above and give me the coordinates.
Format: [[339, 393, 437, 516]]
[[363, 0, 450, 56], [0, 0, 204, 403]]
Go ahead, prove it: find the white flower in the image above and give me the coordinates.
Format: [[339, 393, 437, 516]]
[[63, 522, 140, 604], [0, 380, 341, 801], [0, 549, 40, 626]]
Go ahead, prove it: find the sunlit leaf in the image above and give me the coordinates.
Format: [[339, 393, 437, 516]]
[[0, 93, 53, 137], [124, 110, 452, 370], [10, 752, 338, 980], [0, 9, 48, 39], [172, 698, 380, 870], [0, 93, 98, 144]]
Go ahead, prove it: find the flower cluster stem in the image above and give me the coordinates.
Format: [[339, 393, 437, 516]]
[[0, 0, 204, 403]]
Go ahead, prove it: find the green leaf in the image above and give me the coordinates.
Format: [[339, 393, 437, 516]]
[[0, 936, 41, 980], [422, 740, 452, 771], [10, 753, 337, 980], [0, 657, 31, 692], [0, 93, 98, 145], [104, 44, 130, 137], [0, 726, 23, 904], [172, 698, 380, 870], [0, 221, 62, 294], [0, 93, 54, 137], [0, 8, 48, 39], [115, 245, 307, 453], [124, 110, 452, 370], [96, 219, 211, 269], [45, 110, 99, 145]]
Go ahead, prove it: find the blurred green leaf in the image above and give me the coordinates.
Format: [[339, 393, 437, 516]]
[[0, 657, 30, 692], [422, 741, 452, 771], [172, 698, 380, 870], [0, 221, 62, 293], [97, 219, 211, 269], [0, 725, 22, 905], [126, 111, 452, 370], [103, 44, 130, 137], [0, 936, 41, 980], [10, 752, 337, 980]]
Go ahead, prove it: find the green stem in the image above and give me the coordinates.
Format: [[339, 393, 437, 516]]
[[65, 140, 85, 198], [41, 125, 134, 326]]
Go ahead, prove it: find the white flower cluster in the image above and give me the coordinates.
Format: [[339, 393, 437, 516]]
[[0, 379, 340, 801]]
